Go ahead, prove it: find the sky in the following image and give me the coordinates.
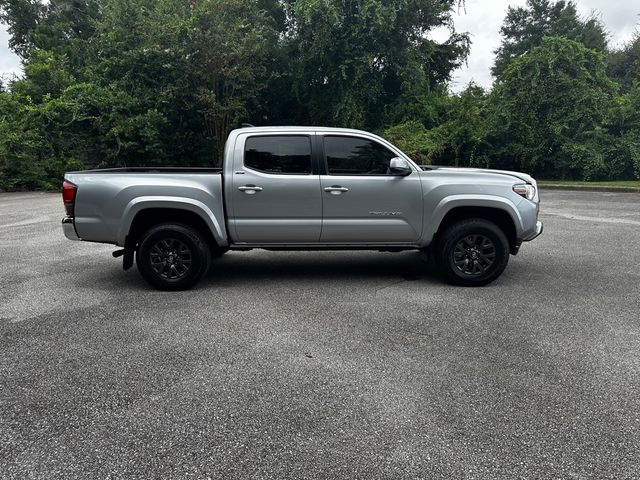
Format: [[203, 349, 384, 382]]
[[0, 24, 18, 80], [1, 0, 639, 90], [439, 0, 639, 92]]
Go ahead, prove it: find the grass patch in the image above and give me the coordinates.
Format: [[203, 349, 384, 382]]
[[539, 180, 640, 188]]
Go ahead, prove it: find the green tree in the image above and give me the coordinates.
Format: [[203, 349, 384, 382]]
[[1, 0, 283, 172], [492, 0, 607, 78], [1, 0, 99, 72], [382, 120, 434, 163], [382, 84, 489, 167], [608, 31, 640, 93], [4, 0, 637, 190], [171, 0, 280, 164], [284, 0, 469, 129], [0, 0, 46, 57], [423, 84, 488, 167], [0, 87, 87, 190], [603, 84, 640, 179], [488, 37, 619, 180]]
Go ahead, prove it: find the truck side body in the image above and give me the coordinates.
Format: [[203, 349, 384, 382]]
[[62, 127, 543, 289]]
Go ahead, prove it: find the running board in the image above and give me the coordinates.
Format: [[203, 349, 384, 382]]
[[228, 243, 421, 252]]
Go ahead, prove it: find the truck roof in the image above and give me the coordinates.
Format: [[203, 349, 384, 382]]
[[230, 126, 376, 136]]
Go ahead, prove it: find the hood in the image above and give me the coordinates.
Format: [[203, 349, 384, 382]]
[[421, 166, 535, 185]]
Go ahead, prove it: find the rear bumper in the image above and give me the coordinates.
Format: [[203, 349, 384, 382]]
[[62, 216, 81, 241]]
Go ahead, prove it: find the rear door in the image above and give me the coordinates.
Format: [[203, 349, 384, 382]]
[[229, 133, 322, 243], [319, 134, 423, 244]]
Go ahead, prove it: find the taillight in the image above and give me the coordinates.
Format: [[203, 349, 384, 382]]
[[62, 181, 77, 216]]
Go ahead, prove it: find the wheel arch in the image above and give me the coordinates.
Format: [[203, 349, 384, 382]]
[[119, 198, 227, 249], [427, 197, 523, 255]]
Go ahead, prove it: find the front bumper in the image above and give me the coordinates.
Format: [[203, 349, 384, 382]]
[[512, 221, 543, 255], [524, 221, 544, 241], [62, 216, 81, 241]]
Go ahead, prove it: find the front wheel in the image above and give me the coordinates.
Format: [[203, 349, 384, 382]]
[[136, 223, 211, 291], [435, 219, 510, 287]]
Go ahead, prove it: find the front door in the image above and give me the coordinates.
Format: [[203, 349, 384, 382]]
[[319, 134, 423, 244], [230, 134, 322, 243]]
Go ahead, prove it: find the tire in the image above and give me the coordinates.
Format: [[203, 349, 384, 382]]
[[136, 223, 211, 291], [435, 218, 510, 287]]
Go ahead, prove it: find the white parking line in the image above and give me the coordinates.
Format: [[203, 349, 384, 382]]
[[0, 216, 52, 228], [543, 209, 640, 226]]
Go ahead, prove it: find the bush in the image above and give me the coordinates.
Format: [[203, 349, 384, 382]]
[[381, 121, 435, 164]]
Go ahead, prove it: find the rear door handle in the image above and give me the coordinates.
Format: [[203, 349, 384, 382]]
[[238, 185, 263, 194], [324, 186, 349, 195]]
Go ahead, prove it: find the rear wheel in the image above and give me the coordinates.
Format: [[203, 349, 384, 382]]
[[435, 218, 509, 287], [136, 223, 211, 290]]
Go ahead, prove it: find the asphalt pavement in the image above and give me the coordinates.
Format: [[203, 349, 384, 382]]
[[1, 190, 639, 479]]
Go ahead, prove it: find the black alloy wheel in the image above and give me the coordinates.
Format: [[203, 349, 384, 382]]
[[149, 238, 193, 280], [136, 223, 211, 290], [452, 234, 496, 276], [435, 218, 510, 287]]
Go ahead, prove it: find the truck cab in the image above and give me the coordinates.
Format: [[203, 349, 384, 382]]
[[225, 127, 424, 245]]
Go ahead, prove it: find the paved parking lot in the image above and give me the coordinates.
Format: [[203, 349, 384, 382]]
[[1, 190, 639, 479]]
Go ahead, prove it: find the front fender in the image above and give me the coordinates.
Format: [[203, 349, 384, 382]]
[[118, 196, 228, 247], [423, 194, 524, 246]]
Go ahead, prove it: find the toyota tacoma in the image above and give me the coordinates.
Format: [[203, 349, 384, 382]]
[[61, 126, 543, 290]]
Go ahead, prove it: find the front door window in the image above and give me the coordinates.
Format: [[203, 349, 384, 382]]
[[324, 136, 396, 175]]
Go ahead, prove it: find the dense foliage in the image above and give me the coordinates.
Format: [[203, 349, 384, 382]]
[[0, 0, 638, 190], [491, 0, 607, 78], [607, 32, 640, 94], [487, 38, 637, 180]]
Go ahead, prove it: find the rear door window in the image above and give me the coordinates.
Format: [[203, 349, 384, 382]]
[[244, 136, 312, 174]]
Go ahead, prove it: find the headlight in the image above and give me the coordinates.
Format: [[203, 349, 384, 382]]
[[513, 184, 536, 201]]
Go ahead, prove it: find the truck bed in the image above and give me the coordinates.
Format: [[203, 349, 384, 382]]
[[68, 167, 223, 174], [65, 168, 227, 247]]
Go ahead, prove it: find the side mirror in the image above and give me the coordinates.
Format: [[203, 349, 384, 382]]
[[389, 157, 412, 176]]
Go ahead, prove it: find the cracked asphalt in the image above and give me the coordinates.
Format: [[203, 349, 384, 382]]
[[1, 190, 639, 479]]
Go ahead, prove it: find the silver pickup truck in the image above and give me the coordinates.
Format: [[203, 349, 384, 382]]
[[62, 126, 543, 290]]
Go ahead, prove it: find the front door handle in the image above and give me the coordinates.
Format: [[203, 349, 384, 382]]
[[238, 185, 263, 195], [324, 186, 349, 195]]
